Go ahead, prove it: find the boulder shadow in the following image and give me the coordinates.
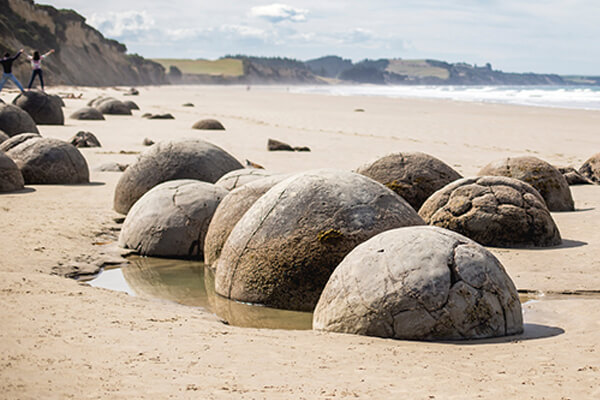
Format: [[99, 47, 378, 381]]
[[501, 238, 588, 251], [555, 239, 588, 249], [444, 323, 564, 345], [0, 187, 36, 195], [62, 181, 106, 187]]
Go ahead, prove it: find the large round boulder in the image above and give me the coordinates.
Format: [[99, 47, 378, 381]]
[[204, 174, 290, 267], [123, 100, 139, 110], [96, 99, 132, 115], [192, 119, 225, 130], [70, 107, 105, 121], [313, 226, 523, 340], [0, 103, 39, 136], [0, 151, 24, 192], [214, 169, 426, 312], [478, 156, 574, 211], [419, 176, 561, 247], [356, 152, 462, 211], [12, 90, 64, 125], [579, 153, 600, 183], [215, 168, 278, 191], [119, 180, 228, 259], [3, 136, 89, 184], [113, 139, 243, 214]]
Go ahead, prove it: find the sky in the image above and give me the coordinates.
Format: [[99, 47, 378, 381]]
[[41, 0, 600, 75]]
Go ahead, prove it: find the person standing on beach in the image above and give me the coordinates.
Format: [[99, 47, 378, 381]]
[[0, 49, 26, 93], [27, 49, 54, 91]]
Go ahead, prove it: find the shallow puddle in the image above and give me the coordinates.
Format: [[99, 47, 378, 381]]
[[89, 256, 313, 330]]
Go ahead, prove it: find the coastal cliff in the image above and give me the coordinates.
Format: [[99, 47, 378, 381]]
[[0, 0, 166, 87]]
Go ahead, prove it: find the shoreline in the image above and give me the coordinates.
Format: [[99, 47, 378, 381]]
[[1, 85, 599, 398]]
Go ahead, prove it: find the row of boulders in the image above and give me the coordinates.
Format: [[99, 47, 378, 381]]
[[267, 138, 310, 152], [114, 141, 527, 340]]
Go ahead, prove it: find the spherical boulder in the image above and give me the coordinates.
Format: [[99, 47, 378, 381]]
[[356, 152, 462, 211], [0, 130, 8, 144], [478, 156, 574, 211], [3, 136, 89, 184], [192, 119, 225, 130], [313, 226, 523, 340], [70, 107, 105, 121], [119, 180, 228, 259], [204, 174, 290, 267], [0, 151, 24, 192], [96, 99, 132, 115], [0, 103, 39, 136], [214, 169, 426, 312], [579, 153, 600, 184], [113, 139, 243, 214], [123, 100, 139, 110], [215, 168, 278, 191], [419, 176, 561, 247], [12, 90, 64, 125], [70, 131, 101, 148]]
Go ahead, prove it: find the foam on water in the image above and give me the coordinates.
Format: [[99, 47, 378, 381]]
[[290, 85, 600, 110]]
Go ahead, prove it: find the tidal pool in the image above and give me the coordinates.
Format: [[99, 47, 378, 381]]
[[90, 256, 313, 330]]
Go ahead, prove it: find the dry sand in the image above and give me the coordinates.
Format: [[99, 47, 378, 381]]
[[1, 85, 599, 399]]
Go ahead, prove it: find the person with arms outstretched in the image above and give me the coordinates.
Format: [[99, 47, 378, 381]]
[[0, 49, 25, 93], [27, 49, 54, 91]]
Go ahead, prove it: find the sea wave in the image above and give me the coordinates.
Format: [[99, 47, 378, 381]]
[[289, 85, 600, 110]]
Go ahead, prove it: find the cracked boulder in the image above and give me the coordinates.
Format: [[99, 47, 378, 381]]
[[70, 131, 101, 148], [356, 152, 462, 211], [119, 180, 228, 259], [0, 151, 24, 192], [113, 138, 243, 214], [0, 103, 39, 136], [558, 167, 593, 185], [204, 174, 290, 267], [2, 136, 89, 184], [70, 107, 105, 121], [12, 90, 64, 125], [419, 176, 561, 247], [313, 226, 523, 340], [478, 156, 574, 211], [579, 153, 600, 183], [214, 169, 425, 312], [215, 168, 279, 191]]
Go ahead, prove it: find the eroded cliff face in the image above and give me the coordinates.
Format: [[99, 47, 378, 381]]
[[0, 0, 166, 86]]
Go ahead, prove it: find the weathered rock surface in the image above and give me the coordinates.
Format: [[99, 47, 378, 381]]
[[0, 133, 41, 152], [558, 167, 593, 185], [0, 151, 24, 192], [192, 119, 225, 130], [419, 176, 561, 247], [70, 131, 101, 148], [123, 100, 139, 110], [119, 180, 228, 259], [579, 153, 600, 184], [267, 138, 293, 151], [94, 162, 128, 172], [147, 113, 174, 120], [0, 104, 39, 136], [3, 136, 89, 184], [215, 168, 278, 191], [96, 99, 132, 115], [113, 139, 242, 214], [204, 174, 290, 266], [0, 130, 9, 144], [214, 169, 425, 311], [12, 90, 64, 125], [356, 152, 462, 211], [70, 107, 105, 120], [479, 156, 574, 211], [313, 226, 523, 340]]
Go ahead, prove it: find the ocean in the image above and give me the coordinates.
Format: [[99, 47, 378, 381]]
[[289, 85, 600, 111]]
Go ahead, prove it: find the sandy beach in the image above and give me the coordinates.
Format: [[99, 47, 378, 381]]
[[1, 85, 599, 399]]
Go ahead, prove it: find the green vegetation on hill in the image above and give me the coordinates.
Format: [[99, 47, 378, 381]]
[[153, 58, 244, 77], [386, 59, 450, 80]]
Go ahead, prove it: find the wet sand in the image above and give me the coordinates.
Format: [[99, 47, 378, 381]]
[[1, 85, 599, 399]]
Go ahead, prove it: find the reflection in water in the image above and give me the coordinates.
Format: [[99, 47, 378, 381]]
[[120, 256, 313, 330]]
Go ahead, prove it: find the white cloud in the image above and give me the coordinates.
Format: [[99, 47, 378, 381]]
[[88, 11, 155, 39], [250, 4, 308, 23]]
